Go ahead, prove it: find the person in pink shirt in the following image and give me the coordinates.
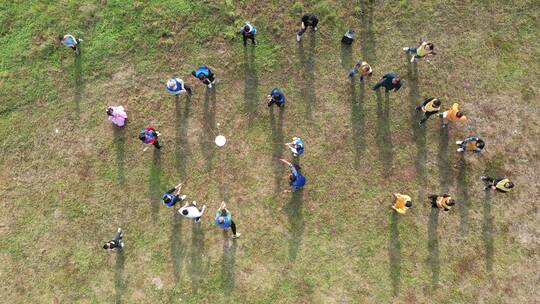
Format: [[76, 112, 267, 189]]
[[106, 106, 127, 127]]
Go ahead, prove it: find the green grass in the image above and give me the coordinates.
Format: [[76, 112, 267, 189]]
[[1, 0, 539, 303]]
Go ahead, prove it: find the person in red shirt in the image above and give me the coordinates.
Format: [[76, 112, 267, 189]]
[[139, 127, 161, 149]]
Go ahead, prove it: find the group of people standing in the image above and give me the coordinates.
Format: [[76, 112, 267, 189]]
[[59, 13, 513, 253]]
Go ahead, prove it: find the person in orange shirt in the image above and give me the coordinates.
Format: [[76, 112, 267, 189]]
[[390, 193, 412, 214], [437, 103, 466, 128], [428, 194, 455, 211]]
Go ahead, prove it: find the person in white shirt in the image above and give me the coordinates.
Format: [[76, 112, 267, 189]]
[[58, 34, 82, 54], [178, 201, 206, 223]]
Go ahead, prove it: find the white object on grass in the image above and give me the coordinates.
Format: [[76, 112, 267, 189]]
[[55, 129, 59, 133], [215, 135, 226, 147]]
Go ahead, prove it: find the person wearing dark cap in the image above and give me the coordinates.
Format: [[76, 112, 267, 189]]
[[480, 176, 514, 193], [428, 194, 456, 211], [403, 41, 436, 63], [297, 13, 318, 42], [161, 183, 187, 207], [266, 88, 286, 107], [192, 65, 217, 89], [239, 21, 257, 46], [456, 136, 485, 154], [372, 72, 403, 92], [178, 201, 206, 223], [415, 98, 441, 124], [103, 228, 124, 251]]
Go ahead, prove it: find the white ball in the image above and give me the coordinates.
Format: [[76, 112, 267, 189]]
[[215, 135, 226, 147], [55, 129, 59, 133]]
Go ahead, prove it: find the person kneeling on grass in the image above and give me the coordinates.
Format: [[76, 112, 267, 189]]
[[428, 194, 455, 211], [139, 127, 161, 149], [162, 183, 187, 207], [297, 13, 319, 42], [59, 34, 83, 54], [349, 61, 373, 82], [166, 78, 192, 96], [415, 98, 441, 125], [481, 176, 514, 193], [286, 137, 304, 157], [103, 228, 124, 251], [192, 65, 216, 89], [179, 201, 206, 223], [403, 41, 436, 62], [456, 136, 485, 154], [106, 106, 128, 127], [280, 159, 306, 193], [215, 202, 240, 238], [437, 103, 466, 128], [391, 193, 412, 214], [267, 88, 286, 107]]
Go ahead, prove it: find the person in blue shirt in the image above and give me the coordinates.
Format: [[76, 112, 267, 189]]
[[372, 72, 403, 92], [280, 159, 306, 192], [215, 202, 240, 238], [191, 65, 216, 89], [161, 183, 187, 207], [58, 34, 83, 54], [266, 89, 285, 107], [139, 127, 161, 149], [456, 136, 485, 154], [286, 137, 304, 157], [239, 22, 257, 46], [166, 78, 192, 96]]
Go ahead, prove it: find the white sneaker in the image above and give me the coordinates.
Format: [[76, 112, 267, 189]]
[[403, 47, 409, 51], [457, 148, 464, 152], [313, 26, 318, 32], [456, 141, 462, 145], [410, 56, 416, 63], [232, 233, 241, 239], [296, 34, 301, 42], [208, 83, 212, 89], [180, 195, 187, 201]]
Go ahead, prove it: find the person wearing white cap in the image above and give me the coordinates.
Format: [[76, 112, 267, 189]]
[[166, 78, 192, 96], [178, 201, 206, 223], [239, 21, 257, 46]]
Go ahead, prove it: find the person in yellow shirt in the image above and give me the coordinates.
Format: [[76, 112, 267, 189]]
[[403, 42, 436, 62], [390, 193, 413, 214], [415, 97, 441, 125], [349, 61, 373, 82], [456, 136, 485, 154], [428, 194, 455, 211], [437, 103, 466, 128], [481, 176, 514, 193]]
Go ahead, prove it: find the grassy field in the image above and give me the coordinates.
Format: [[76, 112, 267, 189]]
[[1, 0, 539, 303]]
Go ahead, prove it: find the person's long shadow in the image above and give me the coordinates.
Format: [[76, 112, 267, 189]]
[[456, 153, 469, 235], [175, 95, 191, 177], [201, 89, 217, 172], [407, 56, 427, 198], [221, 231, 237, 301], [437, 126, 451, 192], [359, 0, 376, 63], [114, 250, 126, 304], [375, 91, 393, 178], [388, 211, 401, 297], [340, 42, 352, 71], [298, 34, 316, 120], [188, 223, 206, 293], [74, 52, 83, 115], [350, 81, 366, 168], [149, 149, 161, 223], [482, 190, 494, 272], [170, 213, 184, 283], [270, 107, 284, 194], [113, 127, 126, 184], [243, 46, 258, 126], [286, 189, 304, 261], [428, 207, 440, 289]]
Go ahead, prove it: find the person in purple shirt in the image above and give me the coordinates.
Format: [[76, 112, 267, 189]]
[[372, 72, 403, 92], [280, 159, 306, 192], [215, 202, 240, 238]]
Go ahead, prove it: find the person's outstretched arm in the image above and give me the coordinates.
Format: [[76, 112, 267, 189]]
[[279, 159, 292, 166]]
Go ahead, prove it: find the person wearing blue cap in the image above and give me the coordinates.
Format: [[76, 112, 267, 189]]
[[215, 202, 240, 238], [280, 159, 306, 192], [266, 88, 285, 107], [192, 65, 216, 89], [286, 137, 304, 157], [239, 21, 257, 46], [161, 183, 187, 207], [166, 78, 192, 96]]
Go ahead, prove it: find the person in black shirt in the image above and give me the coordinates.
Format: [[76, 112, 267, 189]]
[[297, 13, 318, 42], [103, 228, 124, 251]]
